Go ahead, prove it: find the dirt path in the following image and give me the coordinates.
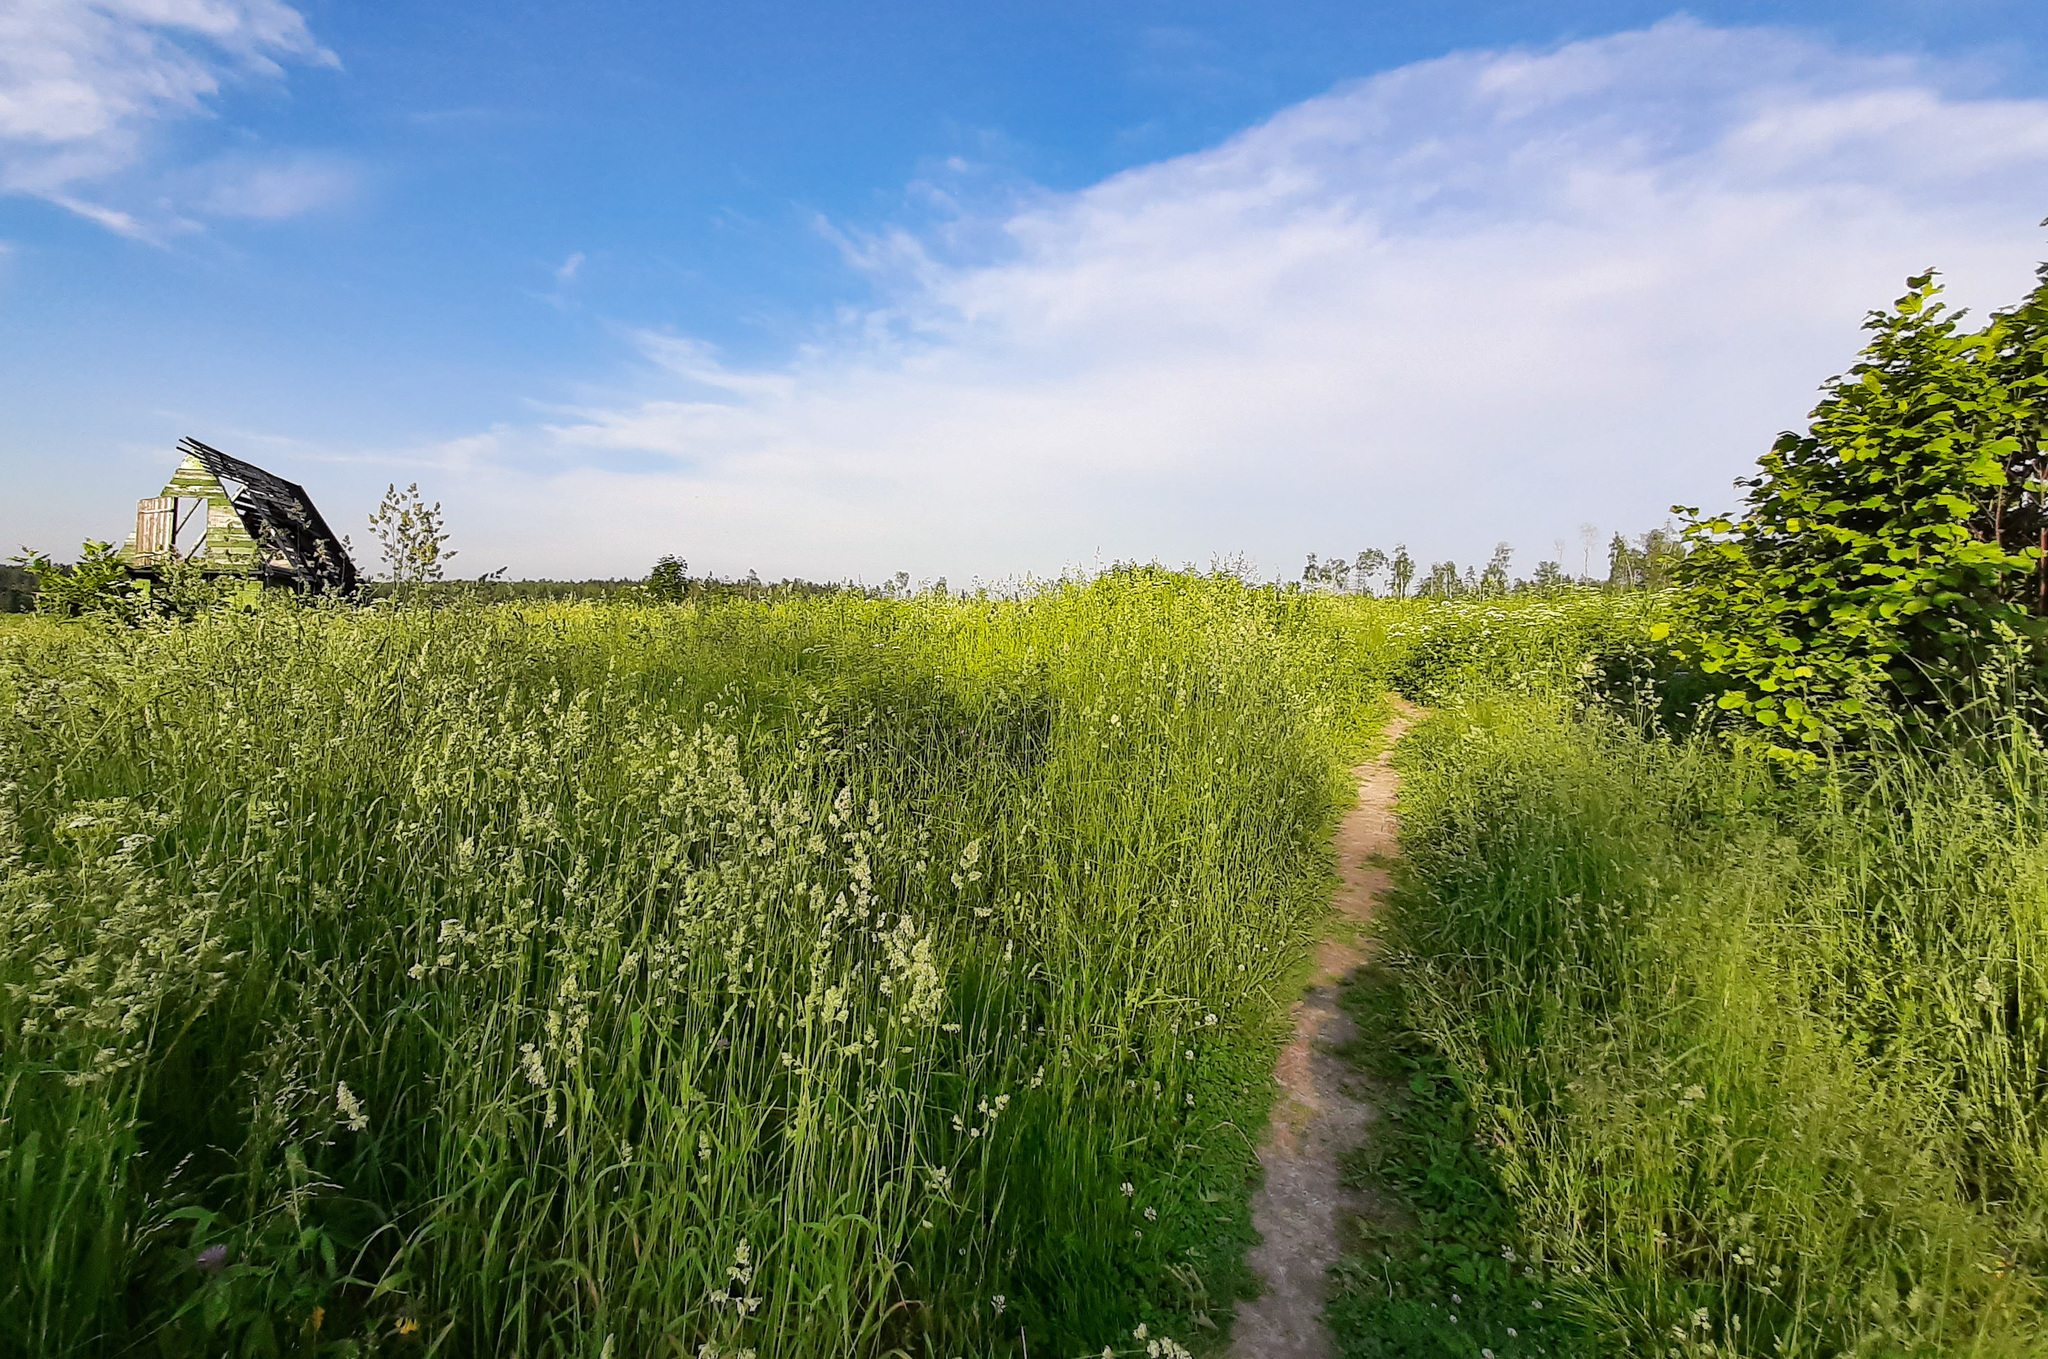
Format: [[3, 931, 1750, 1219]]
[[1231, 700, 1416, 1359]]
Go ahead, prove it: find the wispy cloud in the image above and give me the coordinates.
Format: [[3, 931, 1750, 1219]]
[[555, 251, 585, 285], [0, 0, 336, 231], [190, 151, 357, 219], [41, 190, 153, 237], [421, 20, 2048, 583]]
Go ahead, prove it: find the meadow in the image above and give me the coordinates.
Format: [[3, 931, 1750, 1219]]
[[2, 575, 2042, 1357], [1342, 678, 2048, 1359], [0, 572, 1383, 1358]]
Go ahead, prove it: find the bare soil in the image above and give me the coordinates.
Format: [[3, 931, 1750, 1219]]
[[1230, 700, 1416, 1359]]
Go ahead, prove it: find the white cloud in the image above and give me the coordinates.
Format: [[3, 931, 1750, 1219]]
[[41, 190, 151, 236], [191, 150, 354, 218], [0, 0, 334, 228], [555, 251, 585, 285], [436, 20, 2048, 583]]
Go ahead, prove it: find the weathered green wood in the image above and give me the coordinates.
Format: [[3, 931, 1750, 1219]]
[[120, 455, 264, 568]]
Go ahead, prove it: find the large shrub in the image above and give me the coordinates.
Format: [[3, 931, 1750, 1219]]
[[1678, 265, 2048, 752]]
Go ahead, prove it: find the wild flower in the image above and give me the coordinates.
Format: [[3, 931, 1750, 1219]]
[[336, 1081, 369, 1133]]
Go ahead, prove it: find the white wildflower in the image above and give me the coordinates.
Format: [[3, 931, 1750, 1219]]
[[519, 1042, 547, 1087], [335, 1082, 368, 1133]]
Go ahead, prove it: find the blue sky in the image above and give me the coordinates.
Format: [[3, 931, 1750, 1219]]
[[5, 1, 2048, 584]]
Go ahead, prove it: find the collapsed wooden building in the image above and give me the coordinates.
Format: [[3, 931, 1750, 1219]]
[[120, 437, 357, 593]]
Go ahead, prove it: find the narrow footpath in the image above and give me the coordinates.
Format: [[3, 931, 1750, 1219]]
[[1230, 700, 1417, 1359]]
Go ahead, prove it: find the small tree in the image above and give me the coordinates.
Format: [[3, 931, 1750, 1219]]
[[367, 483, 456, 588], [1604, 528, 1685, 591], [1353, 548, 1388, 596], [647, 554, 689, 602], [1389, 544, 1415, 600], [1481, 542, 1513, 595], [1677, 265, 2048, 751], [1417, 560, 1464, 598]]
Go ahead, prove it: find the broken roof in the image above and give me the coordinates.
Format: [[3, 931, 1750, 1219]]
[[122, 437, 357, 593]]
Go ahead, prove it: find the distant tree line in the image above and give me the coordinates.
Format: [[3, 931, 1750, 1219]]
[[1301, 528, 1684, 598], [644, 554, 905, 603]]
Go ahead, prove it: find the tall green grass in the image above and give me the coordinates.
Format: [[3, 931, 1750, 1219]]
[[0, 572, 1377, 1358], [25, 574, 2010, 1359], [1383, 694, 2048, 1356]]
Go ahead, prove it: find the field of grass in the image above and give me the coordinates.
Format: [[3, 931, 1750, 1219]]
[[5, 577, 2042, 1358], [1333, 683, 2048, 1358], [0, 571, 1400, 1358]]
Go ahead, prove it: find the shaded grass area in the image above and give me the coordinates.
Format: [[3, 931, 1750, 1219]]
[[1327, 968, 1578, 1359], [1362, 695, 2048, 1357]]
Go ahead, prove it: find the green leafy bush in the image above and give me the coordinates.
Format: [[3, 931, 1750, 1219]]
[[1678, 265, 2048, 754], [9, 542, 146, 622], [8, 543, 266, 624]]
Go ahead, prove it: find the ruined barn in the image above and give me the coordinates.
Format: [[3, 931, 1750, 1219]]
[[121, 438, 357, 593]]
